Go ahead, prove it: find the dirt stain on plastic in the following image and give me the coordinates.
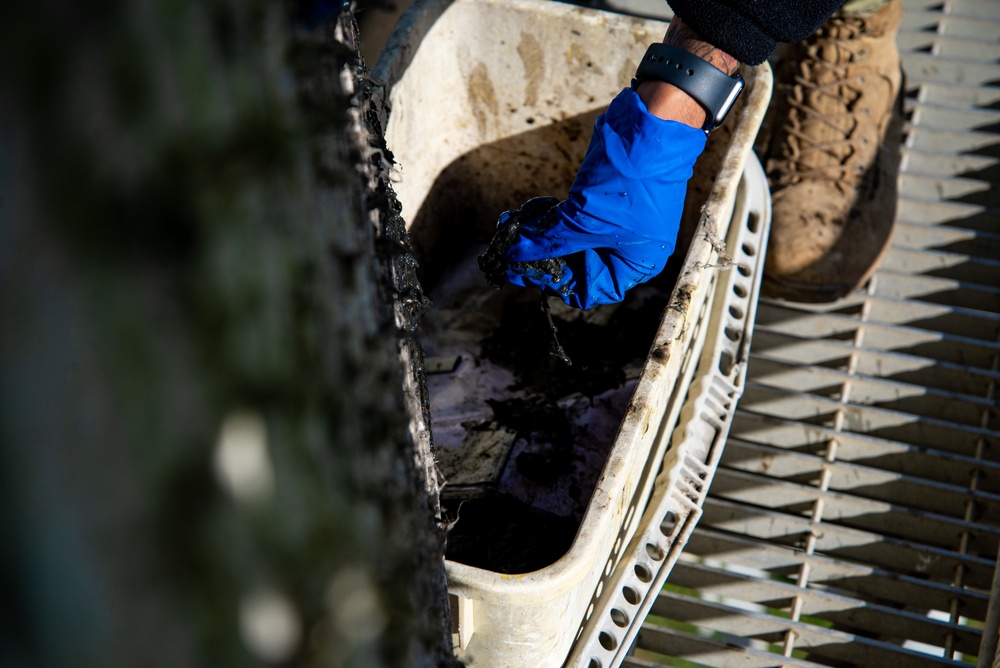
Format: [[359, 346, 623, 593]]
[[517, 32, 544, 108], [467, 62, 499, 138]]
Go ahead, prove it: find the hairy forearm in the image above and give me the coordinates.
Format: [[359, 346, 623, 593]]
[[664, 16, 741, 76], [636, 15, 742, 128]]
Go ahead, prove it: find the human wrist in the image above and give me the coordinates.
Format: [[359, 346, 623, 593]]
[[636, 15, 741, 128], [635, 80, 707, 128], [663, 14, 741, 76]]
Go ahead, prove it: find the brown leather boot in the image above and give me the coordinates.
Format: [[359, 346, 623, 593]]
[[762, 0, 904, 303]]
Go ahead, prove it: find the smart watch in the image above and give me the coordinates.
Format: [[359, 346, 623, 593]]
[[632, 43, 744, 133]]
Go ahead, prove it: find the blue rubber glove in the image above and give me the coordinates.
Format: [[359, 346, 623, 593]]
[[478, 87, 707, 310]]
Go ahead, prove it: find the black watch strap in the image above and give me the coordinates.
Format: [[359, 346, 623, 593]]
[[632, 43, 744, 133]]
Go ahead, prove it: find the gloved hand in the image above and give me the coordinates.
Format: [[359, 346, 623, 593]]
[[478, 86, 707, 310]]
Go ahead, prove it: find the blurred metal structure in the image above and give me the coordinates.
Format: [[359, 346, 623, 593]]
[[624, 0, 1000, 665]]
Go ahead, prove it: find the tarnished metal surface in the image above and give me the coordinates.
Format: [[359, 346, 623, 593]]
[[621, 0, 1000, 665]]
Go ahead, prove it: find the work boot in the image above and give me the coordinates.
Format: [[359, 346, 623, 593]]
[[762, 0, 904, 302]]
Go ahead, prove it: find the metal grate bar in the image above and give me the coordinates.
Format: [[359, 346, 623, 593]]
[[749, 329, 1000, 396], [898, 199, 997, 232], [684, 527, 992, 619], [903, 0, 1000, 16], [901, 53, 1000, 88], [747, 357, 997, 424], [700, 496, 997, 589], [730, 410, 1000, 494], [884, 251, 998, 287], [904, 106, 1000, 135], [648, 590, 972, 668], [666, 557, 983, 653], [723, 438, 1000, 525], [739, 384, 995, 455], [753, 305, 999, 368], [777, 296, 1000, 339], [708, 468, 1000, 553], [902, 174, 1000, 208], [901, 125, 1000, 154], [897, 32, 1000, 60], [628, 625, 821, 668], [906, 79, 1000, 109], [900, 11, 1000, 41], [901, 150, 1000, 180], [871, 272, 999, 312]]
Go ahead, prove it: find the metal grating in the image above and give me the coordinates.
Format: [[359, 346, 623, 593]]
[[628, 0, 1000, 666]]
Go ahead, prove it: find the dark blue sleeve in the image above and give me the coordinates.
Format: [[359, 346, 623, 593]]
[[300, 0, 350, 29], [666, 0, 846, 65]]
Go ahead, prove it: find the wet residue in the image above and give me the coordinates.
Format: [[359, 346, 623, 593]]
[[539, 296, 571, 365], [480, 291, 664, 400], [476, 197, 569, 296], [423, 255, 682, 573], [443, 493, 578, 574], [411, 112, 726, 575]]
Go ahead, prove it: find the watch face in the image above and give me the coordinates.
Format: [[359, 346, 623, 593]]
[[711, 76, 745, 131]]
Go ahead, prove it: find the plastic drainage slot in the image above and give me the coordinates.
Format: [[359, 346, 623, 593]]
[[567, 154, 772, 668]]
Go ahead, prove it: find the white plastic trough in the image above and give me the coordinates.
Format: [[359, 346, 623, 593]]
[[374, 0, 772, 665]]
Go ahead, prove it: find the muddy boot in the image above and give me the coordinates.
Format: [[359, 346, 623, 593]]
[[762, 0, 905, 302]]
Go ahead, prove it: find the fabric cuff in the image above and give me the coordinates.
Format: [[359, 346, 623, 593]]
[[665, 0, 845, 66]]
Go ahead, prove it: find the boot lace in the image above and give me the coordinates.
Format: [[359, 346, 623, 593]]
[[772, 17, 872, 190]]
